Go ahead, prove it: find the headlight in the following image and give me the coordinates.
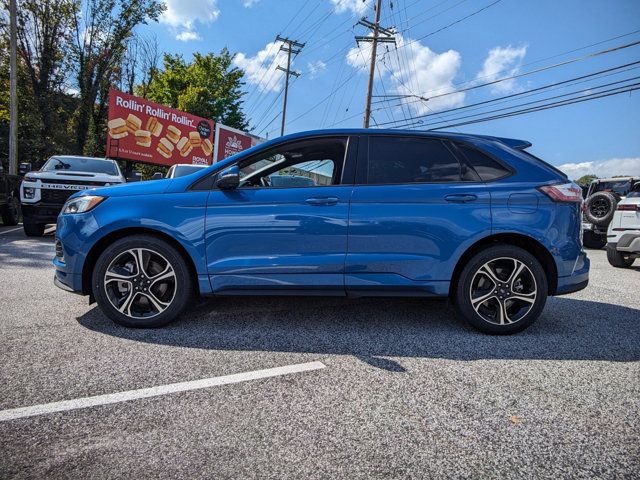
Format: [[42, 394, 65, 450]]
[[62, 195, 106, 214], [23, 186, 36, 199]]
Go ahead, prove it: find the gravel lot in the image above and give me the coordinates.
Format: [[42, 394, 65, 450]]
[[1, 224, 638, 479]]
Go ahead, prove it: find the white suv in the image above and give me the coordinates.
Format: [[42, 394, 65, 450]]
[[606, 186, 640, 268]]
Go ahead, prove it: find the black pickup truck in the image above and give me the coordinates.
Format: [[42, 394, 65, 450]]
[[0, 162, 21, 226]]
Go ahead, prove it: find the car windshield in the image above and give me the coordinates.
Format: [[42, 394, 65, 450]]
[[172, 165, 207, 178], [42, 156, 119, 176], [592, 180, 633, 196]]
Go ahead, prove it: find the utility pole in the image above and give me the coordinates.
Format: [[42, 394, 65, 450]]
[[9, 0, 18, 174], [355, 0, 396, 128], [276, 35, 304, 136]]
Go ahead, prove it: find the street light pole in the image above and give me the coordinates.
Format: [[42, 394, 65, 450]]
[[9, 0, 18, 174]]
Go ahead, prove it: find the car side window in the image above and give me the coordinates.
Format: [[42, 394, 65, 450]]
[[238, 137, 346, 188], [367, 137, 464, 184], [457, 144, 511, 182]]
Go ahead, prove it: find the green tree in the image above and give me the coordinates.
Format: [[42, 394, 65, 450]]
[[145, 50, 248, 130], [1, 0, 78, 161], [576, 174, 598, 186], [71, 0, 164, 155]]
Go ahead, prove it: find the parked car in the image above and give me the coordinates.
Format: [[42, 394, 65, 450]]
[[606, 184, 640, 268], [0, 162, 21, 226], [582, 176, 640, 249], [20, 156, 125, 236], [53, 130, 589, 334], [166, 164, 209, 179]]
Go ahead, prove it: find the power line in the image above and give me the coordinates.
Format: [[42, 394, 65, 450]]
[[424, 84, 640, 131], [375, 60, 640, 127], [373, 38, 640, 112], [395, 76, 640, 130]]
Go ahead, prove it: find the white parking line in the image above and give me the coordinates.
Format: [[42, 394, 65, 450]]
[[0, 227, 22, 235], [0, 361, 326, 422]]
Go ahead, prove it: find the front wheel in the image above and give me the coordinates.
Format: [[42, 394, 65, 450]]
[[606, 246, 635, 268], [453, 245, 548, 334], [1, 196, 20, 225], [23, 222, 45, 237], [92, 235, 193, 328]]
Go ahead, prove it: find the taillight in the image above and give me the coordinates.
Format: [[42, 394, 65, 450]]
[[617, 203, 639, 211], [539, 183, 583, 203]]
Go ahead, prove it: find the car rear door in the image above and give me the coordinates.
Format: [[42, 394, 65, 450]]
[[345, 135, 492, 296], [204, 136, 357, 294]]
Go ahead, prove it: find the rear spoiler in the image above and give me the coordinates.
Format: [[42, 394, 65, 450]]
[[473, 134, 532, 150]]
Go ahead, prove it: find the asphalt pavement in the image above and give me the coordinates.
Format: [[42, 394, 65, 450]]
[[0, 224, 638, 479]]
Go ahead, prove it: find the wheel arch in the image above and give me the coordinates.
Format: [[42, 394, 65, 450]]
[[449, 233, 558, 296], [81, 227, 200, 297]]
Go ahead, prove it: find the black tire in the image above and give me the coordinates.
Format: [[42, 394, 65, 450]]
[[23, 222, 45, 237], [583, 230, 606, 249], [1, 196, 20, 226], [453, 245, 548, 335], [92, 235, 193, 328], [606, 246, 635, 268], [584, 192, 617, 227]]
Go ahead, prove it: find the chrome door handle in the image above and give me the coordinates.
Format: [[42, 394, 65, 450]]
[[305, 197, 339, 206], [444, 194, 478, 203]]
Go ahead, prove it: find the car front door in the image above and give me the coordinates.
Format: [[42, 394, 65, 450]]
[[205, 136, 356, 294], [345, 135, 492, 296]]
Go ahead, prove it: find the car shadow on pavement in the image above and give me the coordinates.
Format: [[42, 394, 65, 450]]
[[77, 295, 640, 364]]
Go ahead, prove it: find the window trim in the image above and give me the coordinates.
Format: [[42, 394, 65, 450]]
[[449, 140, 515, 183], [356, 134, 485, 186], [189, 135, 356, 191]]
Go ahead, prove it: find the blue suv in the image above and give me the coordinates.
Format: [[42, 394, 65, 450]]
[[54, 130, 589, 334]]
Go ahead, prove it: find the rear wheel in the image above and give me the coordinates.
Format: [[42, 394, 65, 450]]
[[92, 235, 193, 328], [583, 230, 606, 249], [23, 222, 45, 237], [453, 245, 548, 334], [606, 246, 635, 268]]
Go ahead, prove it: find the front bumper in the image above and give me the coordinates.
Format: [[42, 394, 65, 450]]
[[22, 203, 63, 224]]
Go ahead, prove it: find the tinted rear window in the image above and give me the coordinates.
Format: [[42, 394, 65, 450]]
[[367, 137, 462, 184], [42, 156, 118, 176], [458, 145, 510, 182]]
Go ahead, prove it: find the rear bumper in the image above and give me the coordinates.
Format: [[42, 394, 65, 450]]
[[554, 251, 589, 296], [608, 232, 640, 253]]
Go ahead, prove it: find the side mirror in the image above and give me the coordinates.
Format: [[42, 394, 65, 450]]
[[126, 172, 142, 183], [151, 172, 164, 180], [216, 165, 240, 190], [19, 162, 31, 175]]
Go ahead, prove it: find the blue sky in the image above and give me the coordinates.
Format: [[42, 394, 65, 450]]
[[138, 0, 640, 178]]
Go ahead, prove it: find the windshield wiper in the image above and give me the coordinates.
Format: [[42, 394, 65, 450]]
[[53, 158, 71, 170]]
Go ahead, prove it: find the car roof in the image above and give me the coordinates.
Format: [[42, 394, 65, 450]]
[[271, 128, 532, 150], [53, 155, 115, 162], [592, 177, 640, 182]]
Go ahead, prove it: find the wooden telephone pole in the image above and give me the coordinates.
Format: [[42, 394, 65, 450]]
[[355, 0, 396, 128], [276, 35, 304, 136]]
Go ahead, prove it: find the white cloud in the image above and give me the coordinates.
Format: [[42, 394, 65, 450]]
[[176, 31, 201, 41], [331, 0, 373, 15], [557, 158, 640, 180], [243, 0, 260, 6], [346, 34, 464, 115], [160, 0, 220, 41], [233, 41, 289, 93], [476, 45, 527, 93], [307, 60, 327, 79]]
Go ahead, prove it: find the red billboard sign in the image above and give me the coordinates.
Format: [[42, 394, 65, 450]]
[[106, 88, 215, 166], [213, 124, 254, 162]]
